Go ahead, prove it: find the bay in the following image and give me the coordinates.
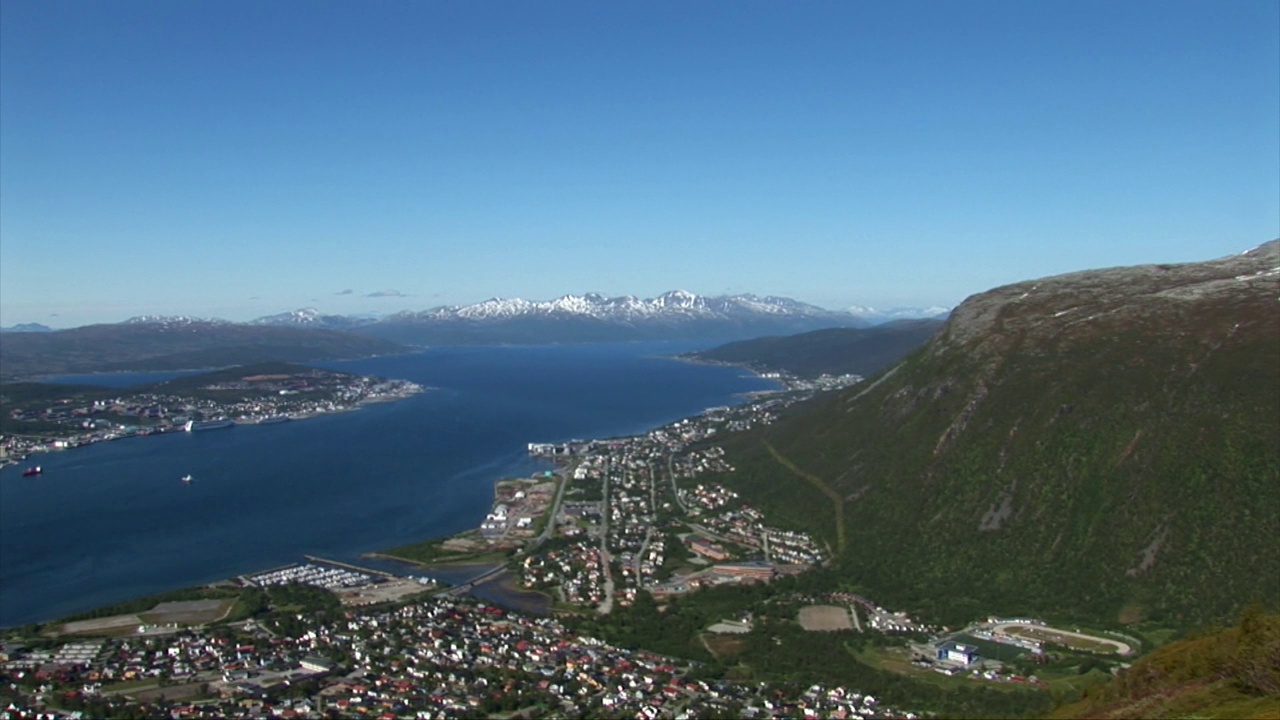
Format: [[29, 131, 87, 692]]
[[0, 342, 775, 627]]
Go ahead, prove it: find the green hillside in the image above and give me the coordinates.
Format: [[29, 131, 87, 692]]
[[1053, 607, 1280, 719], [706, 242, 1280, 631], [684, 319, 944, 378]]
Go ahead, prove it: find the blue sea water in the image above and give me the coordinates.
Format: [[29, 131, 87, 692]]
[[0, 343, 776, 627]]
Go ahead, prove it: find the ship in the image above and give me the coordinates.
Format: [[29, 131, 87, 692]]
[[181, 474, 194, 484], [184, 419, 236, 432], [256, 415, 291, 425], [21, 466, 42, 477]]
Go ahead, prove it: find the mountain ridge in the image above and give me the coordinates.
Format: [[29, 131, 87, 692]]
[[683, 319, 946, 378], [704, 240, 1280, 630], [264, 290, 873, 345], [0, 322, 406, 380]]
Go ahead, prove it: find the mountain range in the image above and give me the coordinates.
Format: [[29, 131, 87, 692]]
[[846, 305, 951, 324], [0, 291, 888, 378], [706, 240, 1280, 631], [249, 291, 874, 345], [0, 321, 403, 380], [2, 292, 952, 349]]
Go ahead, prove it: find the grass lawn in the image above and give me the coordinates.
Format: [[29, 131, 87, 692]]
[[702, 632, 748, 661], [951, 634, 1030, 662], [101, 677, 164, 693]]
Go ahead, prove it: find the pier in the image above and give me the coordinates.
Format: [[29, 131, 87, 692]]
[[303, 555, 399, 579]]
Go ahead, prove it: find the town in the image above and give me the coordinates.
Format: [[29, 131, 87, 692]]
[[0, 594, 918, 720], [439, 389, 833, 615], [0, 365, 422, 469], [0, 373, 1136, 719]]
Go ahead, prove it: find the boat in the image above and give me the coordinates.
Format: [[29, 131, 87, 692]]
[[184, 419, 236, 432], [181, 474, 194, 484], [256, 415, 291, 425], [21, 466, 42, 477]]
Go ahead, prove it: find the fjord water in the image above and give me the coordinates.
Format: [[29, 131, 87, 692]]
[[0, 343, 777, 627]]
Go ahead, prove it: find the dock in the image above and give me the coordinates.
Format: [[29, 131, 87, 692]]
[[303, 555, 398, 579]]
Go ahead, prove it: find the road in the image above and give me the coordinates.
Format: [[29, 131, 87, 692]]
[[439, 564, 509, 597], [849, 605, 863, 632], [532, 465, 572, 547], [667, 455, 688, 513], [597, 458, 616, 615]]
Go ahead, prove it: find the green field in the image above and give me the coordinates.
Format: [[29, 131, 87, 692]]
[[950, 634, 1030, 662]]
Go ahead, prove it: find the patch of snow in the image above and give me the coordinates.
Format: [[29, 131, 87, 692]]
[[1235, 266, 1280, 281]]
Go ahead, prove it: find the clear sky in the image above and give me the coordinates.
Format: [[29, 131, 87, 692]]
[[2, 0, 1277, 328]]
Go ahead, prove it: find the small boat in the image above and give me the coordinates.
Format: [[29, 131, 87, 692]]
[[21, 466, 42, 477], [181, 474, 194, 484]]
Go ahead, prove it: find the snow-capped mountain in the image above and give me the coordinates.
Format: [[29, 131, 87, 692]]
[[846, 305, 952, 325], [251, 291, 867, 345], [122, 315, 232, 327], [386, 291, 845, 322], [249, 307, 377, 330]]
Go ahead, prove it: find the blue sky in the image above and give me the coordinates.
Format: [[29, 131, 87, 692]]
[[2, 0, 1277, 327]]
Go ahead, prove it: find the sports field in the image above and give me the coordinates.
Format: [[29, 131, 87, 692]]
[[991, 622, 1131, 655], [799, 605, 853, 631], [140, 599, 234, 624]]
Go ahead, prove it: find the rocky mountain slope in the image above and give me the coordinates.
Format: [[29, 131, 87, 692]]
[[709, 241, 1280, 629]]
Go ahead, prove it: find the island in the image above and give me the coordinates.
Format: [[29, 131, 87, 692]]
[[0, 362, 422, 468]]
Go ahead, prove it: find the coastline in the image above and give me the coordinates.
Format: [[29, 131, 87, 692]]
[[0, 384, 424, 470], [4, 345, 774, 626]]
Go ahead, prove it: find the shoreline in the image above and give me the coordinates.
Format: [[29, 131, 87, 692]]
[[5, 347, 768, 625], [0, 385, 424, 471]]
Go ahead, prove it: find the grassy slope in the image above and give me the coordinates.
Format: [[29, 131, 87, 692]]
[[686, 319, 944, 377], [1053, 609, 1280, 719], [708, 244, 1280, 630]]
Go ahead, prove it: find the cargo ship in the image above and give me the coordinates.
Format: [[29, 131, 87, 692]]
[[184, 419, 236, 432]]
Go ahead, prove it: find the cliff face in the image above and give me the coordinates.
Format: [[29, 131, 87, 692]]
[[715, 242, 1280, 628]]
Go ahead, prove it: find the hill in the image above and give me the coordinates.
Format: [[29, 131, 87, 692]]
[[0, 323, 54, 333], [705, 241, 1280, 631], [1053, 606, 1280, 719], [684, 319, 944, 378], [0, 319, 405, 380]]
